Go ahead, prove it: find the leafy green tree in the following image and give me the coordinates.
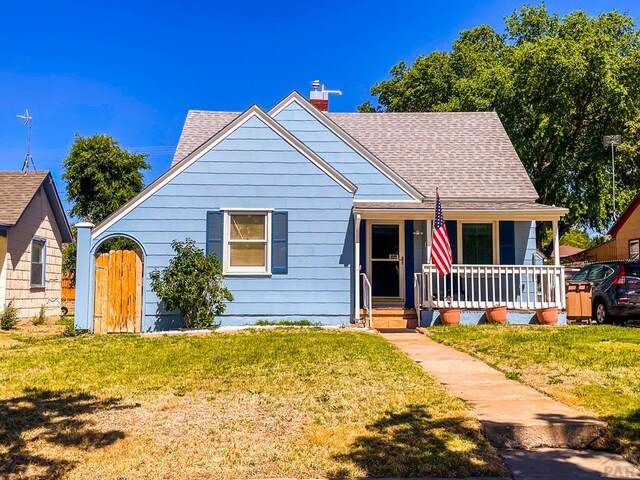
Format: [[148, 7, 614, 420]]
[[62, 134, 150, 224], [61, 134, 149, 282], [150, 239, 233, 329], [361, 5, 640, 235]]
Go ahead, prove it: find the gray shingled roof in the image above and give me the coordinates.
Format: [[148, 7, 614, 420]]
[[172, 109, 539, 201], [172, 111, 239, 166], [0, 171, 73, 242], [0, 171, 49, 225]]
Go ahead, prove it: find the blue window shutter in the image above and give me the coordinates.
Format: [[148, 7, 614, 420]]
[[404, 220, 414, 308], [499, 221, 515, 265], [445, 220, 458, 263], [206, 211, 224, 260], [272, 211, 288, 274]]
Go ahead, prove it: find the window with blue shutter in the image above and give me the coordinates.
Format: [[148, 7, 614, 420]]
[[272, 211, 288, 274], [445, 220, 458, 264], [206, 211, 224, 260]]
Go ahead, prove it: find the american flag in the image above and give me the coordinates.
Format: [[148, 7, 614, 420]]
[[430, 192, 452, 276]]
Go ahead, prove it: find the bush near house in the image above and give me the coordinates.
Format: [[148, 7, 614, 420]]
[[32, 305, 47, 326], [0, 302, 18, 330], [150, 239, 233, 329]]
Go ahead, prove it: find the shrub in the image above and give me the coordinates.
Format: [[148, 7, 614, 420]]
[[150, 239, 233, 329], [0, 302, 18, 330], [33, 305, 47, 325], [62, 324, 81, 337], [254, 319, 321, 327]]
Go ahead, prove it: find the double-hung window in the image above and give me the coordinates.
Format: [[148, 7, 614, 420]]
[[461, 223, 495, 264], [30, 238, 46, 288], [629, 239, 640, 260], [224, 211, 271, 274]]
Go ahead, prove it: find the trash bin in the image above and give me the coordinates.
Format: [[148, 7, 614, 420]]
[[566, 281, 592, 321]]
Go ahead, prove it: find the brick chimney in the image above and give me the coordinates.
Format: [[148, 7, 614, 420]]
[[309, 80, 342, 111]]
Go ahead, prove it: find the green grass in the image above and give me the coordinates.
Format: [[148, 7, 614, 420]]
[[0, 329, 506, 479], [429, 325, 640, 464]]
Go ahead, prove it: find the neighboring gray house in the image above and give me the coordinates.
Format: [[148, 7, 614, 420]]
[[74, 86, 568, 332], [0, 171, 72, 319]]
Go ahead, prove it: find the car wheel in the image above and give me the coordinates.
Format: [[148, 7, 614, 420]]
[[593, 300, 609, 324], [61, 306, 69, 316]]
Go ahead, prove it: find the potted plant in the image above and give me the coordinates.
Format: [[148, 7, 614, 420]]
[[485, 304, 507, 324], [536, 307, 558, 325], [439, 297, 461, 325]]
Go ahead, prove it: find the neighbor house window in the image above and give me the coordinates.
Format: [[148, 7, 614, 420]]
[[629, 239, 640, 260], [224, 211, 271, 274], [461, 223, 495, 264], [30, 238, 46, 288]]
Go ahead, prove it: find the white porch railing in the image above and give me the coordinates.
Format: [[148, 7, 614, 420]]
[[361, 273, 373, 328], [419, 264, 566, 311]]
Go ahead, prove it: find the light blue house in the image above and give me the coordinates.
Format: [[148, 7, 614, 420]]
[[74, 86, 568, 332]]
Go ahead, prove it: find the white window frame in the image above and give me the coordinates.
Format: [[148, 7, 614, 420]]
[[223, 210, 272, 275], [30, 237, 46, 288], [629, 239, 639, 260], [457, 221, 500, 265]]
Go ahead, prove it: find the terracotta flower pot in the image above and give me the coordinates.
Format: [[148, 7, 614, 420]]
[[439, 308, 461, 325], [485, 306, 507, 324], [536, 307, 558, 325]]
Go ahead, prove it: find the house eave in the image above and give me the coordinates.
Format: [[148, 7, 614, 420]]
[[354, 206, 568, 222]]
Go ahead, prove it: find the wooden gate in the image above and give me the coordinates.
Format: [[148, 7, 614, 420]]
[[94, 250, 143, 333]]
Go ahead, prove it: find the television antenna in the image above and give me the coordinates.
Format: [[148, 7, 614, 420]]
[[16, 109, 36, 172]]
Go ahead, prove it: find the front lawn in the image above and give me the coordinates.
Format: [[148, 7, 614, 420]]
[[429, 325, 640, 464], [0, 328, 506, 479]]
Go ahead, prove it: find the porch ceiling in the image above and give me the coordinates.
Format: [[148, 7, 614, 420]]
[[353, 200, 568, 221]]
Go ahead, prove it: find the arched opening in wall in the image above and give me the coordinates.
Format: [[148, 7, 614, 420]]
[[92, 235, 144, 333]]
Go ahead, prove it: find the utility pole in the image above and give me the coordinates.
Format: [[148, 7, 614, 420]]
[[603, 135, 622, 217]]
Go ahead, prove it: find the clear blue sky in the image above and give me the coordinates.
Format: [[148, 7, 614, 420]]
[[1, 0, 638, 214]]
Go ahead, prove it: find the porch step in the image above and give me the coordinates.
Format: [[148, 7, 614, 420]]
[[369, 308, 418, 329]]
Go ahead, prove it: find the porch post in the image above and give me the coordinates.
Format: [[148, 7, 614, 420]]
[[552, 219, 560, 267], [74, 222, 94, 331], [425, 219, 433, 263], [552, 218, 565, 308], [354, 213, 362, 322]]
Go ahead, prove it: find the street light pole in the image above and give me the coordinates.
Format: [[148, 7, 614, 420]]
[[611, 142, 616, 215], [603, 135, 622, 218]]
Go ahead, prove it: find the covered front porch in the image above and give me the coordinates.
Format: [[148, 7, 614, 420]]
[[353, 201, 568, 327]]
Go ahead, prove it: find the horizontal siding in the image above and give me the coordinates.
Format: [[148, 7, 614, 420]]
[[93, 114, 354, 331], [514, 221, 537, 265], [274, 102, 412, 200], [5, 188, 64, 318]]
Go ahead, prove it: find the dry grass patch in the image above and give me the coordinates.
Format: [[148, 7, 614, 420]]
[[0, 328, 506, 479], [430, 325, 640, 465]]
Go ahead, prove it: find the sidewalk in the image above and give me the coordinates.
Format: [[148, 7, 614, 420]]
[[379, 330, 640, 479]]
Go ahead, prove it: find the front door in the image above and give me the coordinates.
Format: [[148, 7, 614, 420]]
[[368, 222, 404, 301]]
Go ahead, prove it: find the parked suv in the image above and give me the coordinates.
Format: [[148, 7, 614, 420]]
[[570, 262, 640, 325]]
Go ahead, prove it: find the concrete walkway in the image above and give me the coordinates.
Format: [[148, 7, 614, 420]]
[[379, 330, 640, 479]]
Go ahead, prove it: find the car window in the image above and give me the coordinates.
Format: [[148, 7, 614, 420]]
[[587, 265, 614, 282], [625, 263, 640, 277], [571, 266, 590, 281]]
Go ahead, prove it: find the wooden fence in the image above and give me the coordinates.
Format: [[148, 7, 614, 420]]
[[94, 250, 143, 333], [61, 273, 75, 314]]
